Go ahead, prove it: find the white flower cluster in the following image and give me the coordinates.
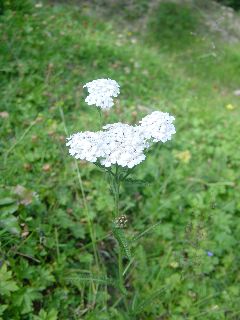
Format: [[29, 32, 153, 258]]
[[67, 111, 175, 168], [83, 78, 120, 110], [100, 123, 147, 168], [139, 111, 176, 143]]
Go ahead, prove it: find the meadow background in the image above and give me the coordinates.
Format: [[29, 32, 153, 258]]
[[1, 0, 240, 319]]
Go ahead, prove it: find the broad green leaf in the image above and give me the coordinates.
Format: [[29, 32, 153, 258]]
[[0, 198, 15, 206], [0, 304, 8, 316], [13, 288, 42, 314], [0, 211, 20, 235], [0, 264, 19, 296], [33, 309, 58, 320], [0, 203, 18, 215]]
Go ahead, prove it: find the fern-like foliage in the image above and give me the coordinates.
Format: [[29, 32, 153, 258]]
[[66, 273, 127, 294], [123, 178, 152, 186], [112, 224, 132, 260], [66, 273, 115, 286]]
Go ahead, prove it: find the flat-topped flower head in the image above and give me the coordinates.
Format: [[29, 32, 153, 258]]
[[67, 111, 176, 169], [66, 123, 147, 169], [83, 78, 120, 110], [66, 131, 106, 163], [101, 123, 147, 168], [139, 111, 176, 143]]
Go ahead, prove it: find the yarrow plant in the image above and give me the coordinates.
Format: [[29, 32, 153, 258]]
[[67, 78, 176, 313]]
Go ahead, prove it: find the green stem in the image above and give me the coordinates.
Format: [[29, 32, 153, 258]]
[[115, 165, 120, 217], [112, 165, 129, 310], [54, 227, 60, 263], [118, 247, 124, 292], [97, 108, 103, 128]]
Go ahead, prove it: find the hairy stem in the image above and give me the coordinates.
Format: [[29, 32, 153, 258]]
[[112, 165, 129, 310]]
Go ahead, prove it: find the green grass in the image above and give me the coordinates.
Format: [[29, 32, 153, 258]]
[[1, 1, 240, 319], [147, 2, 200, 49]]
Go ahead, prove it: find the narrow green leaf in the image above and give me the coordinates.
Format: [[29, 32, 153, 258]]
[[132, 287, 166, 315], [132, 221, 162, 242], [66, 274, 127, 294]]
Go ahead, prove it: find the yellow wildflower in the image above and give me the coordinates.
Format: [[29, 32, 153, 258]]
[[226, 104, 235, 110], [174, 150, 191, 164], [170, 261, 179, 269]]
